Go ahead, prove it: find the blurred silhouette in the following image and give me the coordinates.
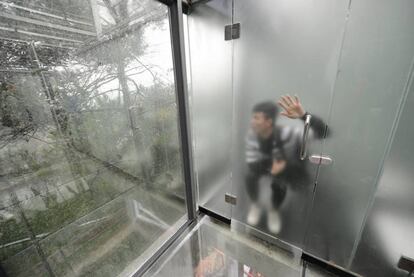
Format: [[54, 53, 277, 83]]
[[245, 95, 327, 234], [194, 247, 266, 277]]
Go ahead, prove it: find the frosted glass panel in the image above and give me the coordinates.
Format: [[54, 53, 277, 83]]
[[231, 0, 350, 246], [305, 0, 414, 268], [349, 70, 414, 276], [186, 0, 233, 218]]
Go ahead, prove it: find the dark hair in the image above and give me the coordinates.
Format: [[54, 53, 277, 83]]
[[253, 101, 278, 123]]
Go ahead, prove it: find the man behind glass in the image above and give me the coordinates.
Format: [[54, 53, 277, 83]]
[[245, 95, 326, 234]]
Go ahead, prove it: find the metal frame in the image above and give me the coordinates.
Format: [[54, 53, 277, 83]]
[[231, 219, 303, 261], [141, 215, 207, 277], [131, 215, 200, 276], [168, 0, 197, 222]]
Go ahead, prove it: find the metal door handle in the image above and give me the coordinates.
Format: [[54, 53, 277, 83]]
[[300, 114, 312, 160], [309, 154, 333, 165]]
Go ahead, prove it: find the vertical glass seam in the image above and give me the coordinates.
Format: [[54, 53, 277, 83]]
[[183, 14, 200, 210], [229, 0, 236, 219], [303, 0, 353, 250], [169, 0, 197, 220]]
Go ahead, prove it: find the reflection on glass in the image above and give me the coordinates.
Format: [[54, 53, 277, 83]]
[[143, 217, 301, 277], [0, 1, 185, 276], [244, 96, 326, 234], [194, 247, 265, 277]]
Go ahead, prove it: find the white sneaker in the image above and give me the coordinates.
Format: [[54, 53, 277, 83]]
[[267, 209, 282, 234], [247, 204, 261, 226]]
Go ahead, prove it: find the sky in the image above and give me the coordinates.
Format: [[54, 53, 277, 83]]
[[91, 13, 175, 102]]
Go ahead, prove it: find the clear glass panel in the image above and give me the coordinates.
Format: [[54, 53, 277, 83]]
[[2, 245, 50, 277], [231, 0, 350, 246], [186, 0, 233, 218], [0, 1, 186, 276], [143, 216, 302, 277], [36, 186, 184, 276], [305, 0, 414, 268]]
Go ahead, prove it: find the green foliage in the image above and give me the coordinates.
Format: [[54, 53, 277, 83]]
[[0, 76, 52, 146], [0, 218, 30, 260]]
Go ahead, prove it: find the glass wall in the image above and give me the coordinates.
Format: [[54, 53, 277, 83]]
[[186, 1, 414, 276], [349, 60, 414, 277], [186, 0, 233, 218], [0, 1, 187, 276]]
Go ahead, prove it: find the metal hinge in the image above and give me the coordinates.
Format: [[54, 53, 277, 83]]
[[225, 193, 237, 205], [398, 256, 414, 273], [224, 23, 241, 40]]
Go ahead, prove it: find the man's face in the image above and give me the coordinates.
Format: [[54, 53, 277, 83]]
[[251, 112, 273, 135]]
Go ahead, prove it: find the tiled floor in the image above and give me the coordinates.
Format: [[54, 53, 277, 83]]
[[143, 215, 337, 277]]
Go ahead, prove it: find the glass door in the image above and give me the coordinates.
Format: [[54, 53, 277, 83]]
[[304, 0, 414, 268], [230, 0, 351, 248]]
